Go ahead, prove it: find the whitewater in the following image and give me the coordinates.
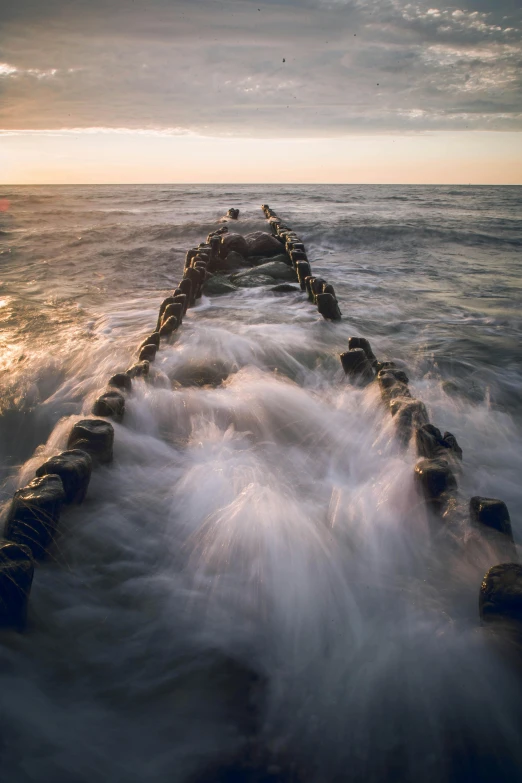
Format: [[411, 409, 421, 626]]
[[0, 184, 521, 782]]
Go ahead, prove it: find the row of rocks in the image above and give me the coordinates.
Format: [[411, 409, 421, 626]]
[[261, 204, 342, 320], [339, 335, 519, 631]]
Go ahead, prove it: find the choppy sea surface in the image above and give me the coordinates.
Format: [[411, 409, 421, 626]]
[[0, 184, 521, 782]]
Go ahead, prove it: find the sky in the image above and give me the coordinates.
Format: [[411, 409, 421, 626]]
[[1, 0, 521, 184]]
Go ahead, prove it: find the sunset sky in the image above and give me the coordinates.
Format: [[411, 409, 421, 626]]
[[1, 0, 521, 184]]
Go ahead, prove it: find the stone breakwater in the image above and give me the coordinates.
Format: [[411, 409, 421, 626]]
[[0, 203, 519, 645]]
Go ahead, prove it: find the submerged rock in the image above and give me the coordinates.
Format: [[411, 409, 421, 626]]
[[5, 475, 66, 559], [470, 497, 513, 539], [172, 360, 230, 388], [215, 250, 248, 271], [0, 540, 34, 629], [480, 563, 522, 629], [270, 283, 300, 293], [67, 418, 114, 465], [36, 449, 92, 504], [203, 276, 238, 296], [231, 261, 297, 284], [250, 253, 291, 268]]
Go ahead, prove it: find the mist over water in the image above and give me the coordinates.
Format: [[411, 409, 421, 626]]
[[0, 184, 521, 782]]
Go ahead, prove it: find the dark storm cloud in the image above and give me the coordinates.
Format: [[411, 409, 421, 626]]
[[0, 0, 521, 134]]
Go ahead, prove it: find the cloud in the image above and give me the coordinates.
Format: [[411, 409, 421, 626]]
[[0, 0, 520, 135]]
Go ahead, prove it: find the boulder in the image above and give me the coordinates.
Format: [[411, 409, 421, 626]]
[[340, 349, 374, 383], [414, 458, 457, 509], [271, 283, 300, 293], [317, 292, 342, 321], [108, 372, 132, 392], [203, 276, 238, 296], [250, 253, 291, 268], [92, 390, 126, 421], [127, 360, 150, 378], [231, 261, 297, 284], [139, 344, 157, 362], [36, 449, 92, 504], [220, 233, 249, 259], [348, 338, 377, 367], [479, 564, 522, 627], [416, 424, 462, 461], [0, 540, 34, 629], [213, 250, 248, 272], [470, 497, 513, 539], [227, 208, 240, 219], [67, 419, 114, 465], [5, 475, 66, 559], [244, 232, 283, 258]]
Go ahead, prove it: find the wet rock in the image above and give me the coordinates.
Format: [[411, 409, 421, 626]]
[[177, 278, 193, 306], [157, 296, 179, 330], [159, 316, 180, 336], [162, 302, 184, 326], [227, 208, 240, 219], [271, 283, 300, 293], [0, 540, 34, 629], [127, 360, 150, 378], [231, 261, 297, 284], [441, 431, 463, 460], [170, 292, 188, 316], [108, 372, 132, 392], [220, 233, 249, 259], [183, 268, 203, 302], [390, 399, 429, 447], [185, 248, 198, 269], [67, 418, 114, 465], [92, 390, 126, 421], [340, 348, 374, 383], [378, 370, 411, 404], [296, 261, 312, 291], [245, 232, 283, 258], [250, 253, 290, 268], [471, 497, 513, 539], [172, 360, 230, 388], [480, 563, 522, 636], [203, 275, 238, 296], [213, 250, 248, 272], [348, 337, 377, 367], [377, 367, 409, 385], [415, 424, 463, 461], [5, 475, 66, 559], [414, 458, 457, 509], [139, 332, 160, 351], [317, 292, 342, 321], [138, 344, 157, 362], [36, 449, 92, 505], [375, 360, 397, 373]]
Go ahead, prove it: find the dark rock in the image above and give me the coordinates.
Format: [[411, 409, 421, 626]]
[[108, 372, 132, 392], [36, 449, 92, 504], [227, 208, 240, 219], [159, 316, 180, 336], [157, 296, 179, 330], [203, 276, 238, 296], [177, 278, 193, 306], [471, 497, 513, 539], [92, 390, 126, 421], [67, 418, 115, 465], [220, 233, 249, 259], [213, 250, 248, 272], [390, 399, 429, 447], [348, 337, 377, 367], [127, 360, 150, 378], [139, 332, 160, 350], [5, 475, 66, 559], [244, 232, 283, 258], [340, 349, 374, 383], [0, 540, 34, 629], [311, 278, 327, 303], [414, 458, 457, 508], [271, 283, 300, 293], [317, 292, 342, 321], [231, 261, 297, 284], [375, 360, 397, 373], [250, 253, 290, 268], [377, 367, 409, 385], [139, 344, 157, 362], [415, 424, 463, 461], [479, 563, 522, 626], [162, 302, 184, 326], [441, 431, 463, 460], [296, 261, 312, 291], [172, 361, 230, 388], [185, 248, 198, 269]]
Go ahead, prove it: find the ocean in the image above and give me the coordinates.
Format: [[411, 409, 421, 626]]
[[0, 184, 521, 782]]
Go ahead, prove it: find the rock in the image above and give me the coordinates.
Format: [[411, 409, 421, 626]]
[[213, 250, 248, 272], [5, 475, 66, 559], [244, 232, 283, 258], [250, 253, 291, 268], [157, 296, 179, 330], [185, 248, 198, 269], [470, 497, 513, 539], [390, 399, 429, 447], [317, 292, 342, 321], [415, 424, 462, 461], [375, 360, 397, 373], [479, 564, 522, 627], [172, 361, 229, 388], [441, 431, 463, 461], [220, 233, 249, 259], [162, 302, 184, 326], [67, 419, 115, 465], [139, 332, 160, 350], [295, 261, 312, 291], [0, 540, 34, 629], [108, 372, 132, 392], [92, 390, 126, 421], [139, 344, 157, 362], [127, 360, 150, 378], [170, 292, 188, 315], [36, 449, 92, 504], [414, 458, 457, 508], [227, 208, 240, 219], [377, 367, 409, 385], [270, 283, 300, 293], [184, 267, 203, 302], [231, 261, 297, 284], [340, 349, 374, 383], [203, 276, 238, 296], [177, 278, 193, 306], [159, 316, 180, 336], [378, 370, 411, 404], [348, 337, 377, 367]]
